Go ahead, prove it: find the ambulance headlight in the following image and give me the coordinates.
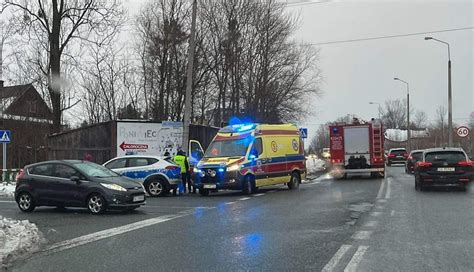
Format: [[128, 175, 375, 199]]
[[195, 169, 205, 177], [226, 164, 240, 172]]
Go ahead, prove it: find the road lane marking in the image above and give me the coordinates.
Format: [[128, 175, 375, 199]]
[[253, 193, 265, 197], [376, 178, 386, 199], [352, 231, 372, 240], [238, 197, 251, 201], [225, 202, 236, 205], [322, 244, 352, 272], [385, 177, 392, 199], [370, 211, 382, 217], [344, 245, 369, 272], [364, 221, 378, 228], [0, 200, 15, 203], [41, 210, 198, 255]]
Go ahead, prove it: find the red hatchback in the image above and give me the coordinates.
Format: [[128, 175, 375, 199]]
[[414, 148, 473, 191]]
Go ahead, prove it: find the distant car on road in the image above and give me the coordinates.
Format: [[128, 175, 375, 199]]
[[15, 160, 146, 214], [321, 148, 331, 159], [405, 150, 424, 174], [386, 148, 408, 166], [414, 148, 473, 191], [103, 155, 181, 197]]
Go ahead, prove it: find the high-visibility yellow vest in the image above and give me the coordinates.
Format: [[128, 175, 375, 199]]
[[173, 155, 187, 173]]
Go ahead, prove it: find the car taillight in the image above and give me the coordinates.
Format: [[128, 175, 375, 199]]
[[458, 161, 474, 167], [165, 165, 180, 171], [388, 154, 396, 158], [416, 162, 432, 168], [16, 169, 25, 182]]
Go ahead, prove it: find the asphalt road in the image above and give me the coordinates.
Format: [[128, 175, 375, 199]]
[[0, 168, 414, 272]]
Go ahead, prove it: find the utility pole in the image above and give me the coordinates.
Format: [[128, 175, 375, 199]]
[[182, 0, 197, 154], [425, 37, 453, 146], [394, 78, 410, 151]]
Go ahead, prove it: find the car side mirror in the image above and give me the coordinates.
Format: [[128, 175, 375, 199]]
[[70, 176, 80, 183]]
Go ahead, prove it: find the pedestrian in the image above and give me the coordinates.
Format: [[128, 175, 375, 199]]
[[173, 150, 191, 194]]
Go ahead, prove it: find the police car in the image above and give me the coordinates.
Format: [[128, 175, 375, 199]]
[[103, 155, 181, 197]]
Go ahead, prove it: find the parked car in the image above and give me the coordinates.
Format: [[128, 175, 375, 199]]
[[414, 147, 473, 191], [386, 148, 408, 166], [405, 150, 424, 174], [15, 160, 146, 214], [103, 155, 181, 197]]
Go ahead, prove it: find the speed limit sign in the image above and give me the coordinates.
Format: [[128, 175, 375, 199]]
[[456, 126, 470, 138]]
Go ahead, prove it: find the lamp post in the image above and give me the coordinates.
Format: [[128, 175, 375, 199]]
[[394, 78, 410, 151], [369, 102, 382, 119], [425, 36, 452, 147]]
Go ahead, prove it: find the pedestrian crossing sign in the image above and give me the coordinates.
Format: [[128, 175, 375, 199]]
[[299, 128, 308, 139], [0, 130, 11, 143]]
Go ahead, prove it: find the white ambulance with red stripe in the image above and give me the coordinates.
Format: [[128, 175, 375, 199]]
[[193, 124, 306, 196], [329, 119, 385, 178]]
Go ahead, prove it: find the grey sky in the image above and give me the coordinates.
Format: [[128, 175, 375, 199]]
[[123, 0, 473, 141]]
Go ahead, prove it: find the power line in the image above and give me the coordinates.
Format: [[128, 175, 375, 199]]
[[304, 26, 474, 46], [284, 0, 333, 7]]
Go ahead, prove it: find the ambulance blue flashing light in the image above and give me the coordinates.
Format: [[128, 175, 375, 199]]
[[232, 123, 256, 132], [218, 168, 225, 173]]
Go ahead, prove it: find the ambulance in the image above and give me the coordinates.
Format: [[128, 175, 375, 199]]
[[193, 123, 306, 196]]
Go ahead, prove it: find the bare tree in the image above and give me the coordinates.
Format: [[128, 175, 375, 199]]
[[5, 0, 124, 132], [413, 110, 428, 129], [380, 98, 413, 129]]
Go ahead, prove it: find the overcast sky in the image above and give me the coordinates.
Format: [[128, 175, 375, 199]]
[[123, 0, 473, 141]]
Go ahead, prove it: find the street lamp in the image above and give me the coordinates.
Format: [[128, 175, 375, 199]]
[[425, 36, 453, 147], [394, 77, 411, 151], [369, 102, 381, 119]]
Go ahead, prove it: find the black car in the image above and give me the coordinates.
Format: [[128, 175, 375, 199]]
[[414, 148, 473, 191], [405, 150, 424, 174], [15, 160, 146, 214], [386, 148, 408, 166]]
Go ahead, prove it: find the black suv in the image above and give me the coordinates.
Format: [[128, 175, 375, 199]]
[[15, 160, 146, 214], [405, 150, 424, 174], [414, 148, 473, 191], [386, 148, 408, 166]]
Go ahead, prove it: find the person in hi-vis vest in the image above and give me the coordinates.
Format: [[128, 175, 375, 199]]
[[173, 150, 193, 194]]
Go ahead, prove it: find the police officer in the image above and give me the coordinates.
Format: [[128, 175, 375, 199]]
[[173, 150, 190, 194]]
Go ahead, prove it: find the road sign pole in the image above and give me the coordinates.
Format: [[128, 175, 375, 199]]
[[2, 142, 6, 182]]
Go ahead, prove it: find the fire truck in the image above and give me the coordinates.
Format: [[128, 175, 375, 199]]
[[329, 118, 385, 178]]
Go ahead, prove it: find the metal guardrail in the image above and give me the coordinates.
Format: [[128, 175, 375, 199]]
[[1, 169, 20, 184]]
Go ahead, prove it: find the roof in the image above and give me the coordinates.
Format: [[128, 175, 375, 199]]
[[423, 147, 466, 153], [111, 155, 163, 160], [0, 84, 32, 99], [410, 150, 424, 154]]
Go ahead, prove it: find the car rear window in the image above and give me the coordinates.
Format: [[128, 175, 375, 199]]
[[390, 149, 406, 155], [425, 151, 466, 163], [28, 164, 54, 176], [412, 152, 423, 160]]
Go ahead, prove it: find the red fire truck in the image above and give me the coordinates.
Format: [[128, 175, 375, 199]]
[[329, 119, 385, 178]]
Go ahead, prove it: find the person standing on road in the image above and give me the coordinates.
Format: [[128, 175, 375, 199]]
[[173, 150, 190, 194]]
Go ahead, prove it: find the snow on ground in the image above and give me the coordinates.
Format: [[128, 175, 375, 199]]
[[0, 182, 16, 197], [306, 158, 327, 174], [0, 216, 44, 268]]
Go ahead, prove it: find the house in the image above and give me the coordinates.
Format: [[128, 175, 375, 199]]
[[0, 81, 53, 169]]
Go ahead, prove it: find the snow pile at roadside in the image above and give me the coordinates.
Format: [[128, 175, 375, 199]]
[[0, 217, 43, 267], [0, 182, 16, 197], [306, 159, 327, 173]]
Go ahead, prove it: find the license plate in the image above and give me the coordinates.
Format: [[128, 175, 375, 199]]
[[203, 184, 216, 189], [133, 195, 145, 202], [437, 167, 455, 172]]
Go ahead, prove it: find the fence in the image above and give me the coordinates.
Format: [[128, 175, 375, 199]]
[[1, 169, 21, 183]]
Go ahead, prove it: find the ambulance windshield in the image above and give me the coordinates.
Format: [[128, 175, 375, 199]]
[[204, 138, 250, 158]]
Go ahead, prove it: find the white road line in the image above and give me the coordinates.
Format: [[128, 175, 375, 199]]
[[352, 231, 373, 240], [322, 244, 352, 272], [385, 177, 392, 199], [0, 200, 15, 203], [239, 197, 251, 201], [363, 221, 378, 228], [376, 178, 386, 199], [225, 202, 236, 205], [253, 193, 265, 197], [344, 246, 369, 272], [42, 211, 195, 255], [370, 211, 382, 217]]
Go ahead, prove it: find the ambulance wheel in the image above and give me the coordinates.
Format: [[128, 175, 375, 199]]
[[199, 189, 210, 196], [288, 172, 300, 190], [242, 176, 255, 195]]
